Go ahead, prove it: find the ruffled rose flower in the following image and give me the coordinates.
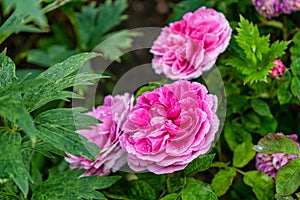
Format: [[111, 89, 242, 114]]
[[65, 93, 133, 176], [281, 0, 300, 14], [270, 59, 285, 78], [256, 133, 300, 178], [252, 0, 281, 18], [120, 80, 220, 174], [253, 0, 300, 18], [150, 7, 232, 80]]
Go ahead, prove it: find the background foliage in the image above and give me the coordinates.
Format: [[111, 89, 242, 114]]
[[0, 0, 300, 199]]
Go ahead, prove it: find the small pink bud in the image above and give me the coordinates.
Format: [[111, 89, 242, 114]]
[[270, 60, 285, 78]]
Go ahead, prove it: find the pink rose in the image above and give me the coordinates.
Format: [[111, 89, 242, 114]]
[[150, 7, 232, 80], [120, 80, 219, 174], [65, 93, 133, 176], [270, 59, 285, 78]]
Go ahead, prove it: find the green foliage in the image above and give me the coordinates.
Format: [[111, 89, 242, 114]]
[[0, 0, 70, 44], [251, 99, 272, 117], [181, 178, 218, 200], [95, 30, 142, 61], [71, 0, 128, 51], [0, 51, 102, 197], [32, 169, 120, 199], [0, 130, 31, 196], [23, 52, 100, 112], [224, 122, 252, 151], [1, 0, 300, 199], [227, 16, 290, 84], [253, 133, 299, 155], [276, 158, 300, 197], [243, 171, 274, 200], [167, 173, 184, 193], [233, 141, 256, 168], [34, 108, 100, 161], [184, 154, 215, 176], [211, 168, 236, 197]]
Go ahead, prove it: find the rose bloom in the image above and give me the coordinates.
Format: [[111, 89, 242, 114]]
[[281, 0, 300, 14], [65, 93, 133, 176], [252, 0, 281, 18], [270, 59, 285, 78], [150, 7, 232, 80], [256, 133, 300, 179], [120, 80, 220, 174], [253, 0, 300, 18]]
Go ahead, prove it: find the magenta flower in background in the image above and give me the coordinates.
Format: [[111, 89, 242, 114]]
[[252, 0, 281, 18], [65, 93, 133, 177], [256, 133, 300, 179], [270, 59, 285, 78], [252, 0, 300, 18], [120, 80, 220, 174], [150, 7, 232, 80]]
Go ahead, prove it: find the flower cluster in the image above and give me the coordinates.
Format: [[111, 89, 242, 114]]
[[65, 6, 229, 176], [256, 133, 300, 178], [252, 0, 300, 18], [150, 7, 232, 80], [65, 80, 219, 176]]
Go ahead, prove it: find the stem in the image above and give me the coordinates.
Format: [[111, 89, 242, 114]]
[[258, 17, 284, 30], [42, 0, 73, 14], [215, 140, 223, 162], [158, 189, 167, 200], [230, 167, 245, 175], [1, 116, 7, 127], [282, 16, 288, 40]]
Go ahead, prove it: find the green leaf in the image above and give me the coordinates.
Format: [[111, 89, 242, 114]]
[[276, 158, 300, 197], [251, 98, 272, 117], [167, 173, 184, 193], [290, 58, 300, 76], [255, 115, 278, 136], [135, 172, 166, 195], [0, 130, 31, 196], [253, 133, 299, 155], [181, 178, 218, 200], [32, 169, 120, 200], [161, 193, 180, 200], [0, 98, 36, 142], [125, 180, 157, 200], [277, 81, 292, 105], [184, 154, 215, 176], [74, 0, 128, 50], [211, 168, 236, 197], [34, 108, 100, 161], [3, 0, 47, 28], [243, 171, 274, 200], [23, 52, 99, 112], [0, 50, 18, 89], [26, 45, 78, 67], [224, 122, 252, 151], [233, 141, 256, 168], [228, 15, 289, 85], [291, 77, 300, 97], [95, 30, 142, 61], [290, 32, 300, 58]]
